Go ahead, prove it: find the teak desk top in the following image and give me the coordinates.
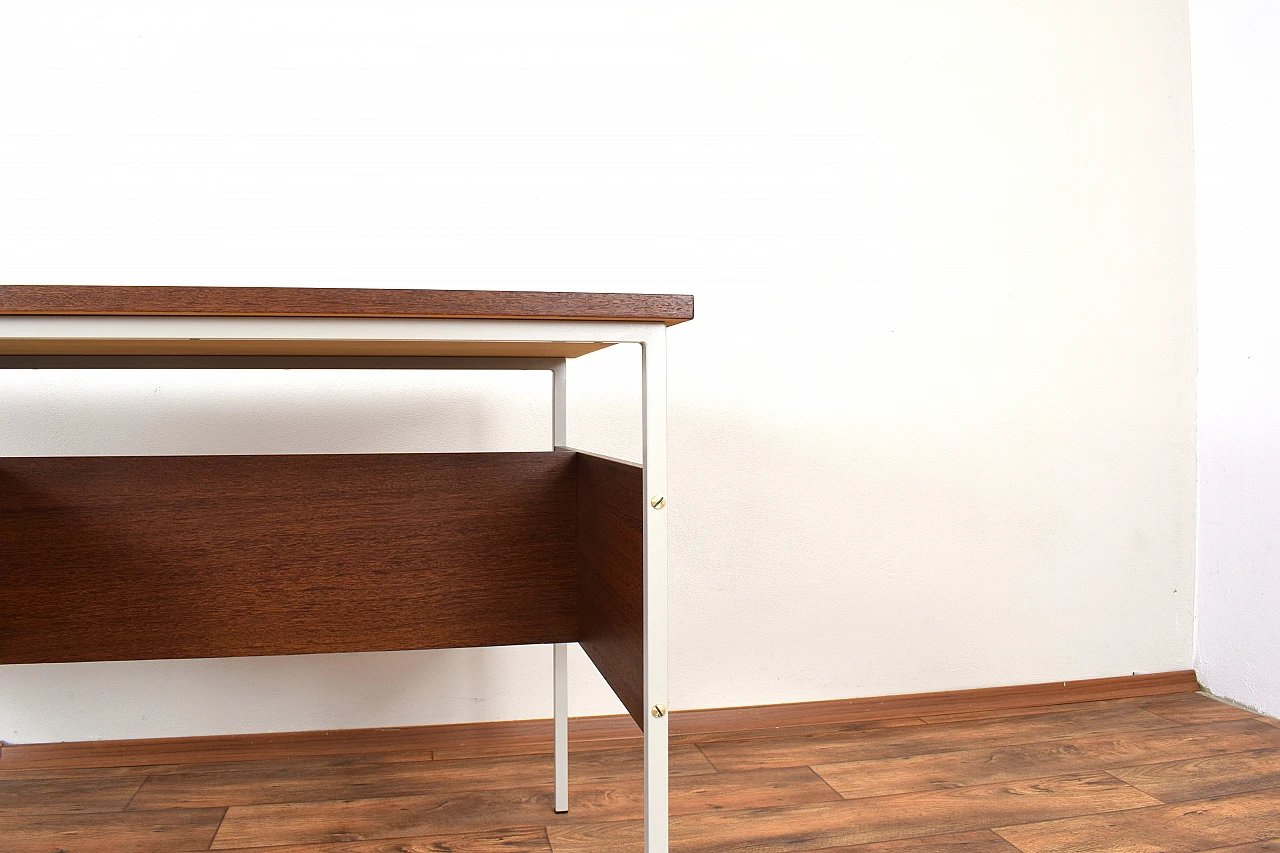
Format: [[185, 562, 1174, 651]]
[[0, 285, 693, 359]]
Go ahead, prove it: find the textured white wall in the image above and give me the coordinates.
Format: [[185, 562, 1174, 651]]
[[1191, 1, 1280, 719], [0, 1, 1196, 744]]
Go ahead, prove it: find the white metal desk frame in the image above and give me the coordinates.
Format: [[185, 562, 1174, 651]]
[[0, 314, 670, 853]]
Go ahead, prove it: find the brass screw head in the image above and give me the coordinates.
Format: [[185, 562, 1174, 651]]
[[650, 495, 665, 509], [651, 704, 666, 718]]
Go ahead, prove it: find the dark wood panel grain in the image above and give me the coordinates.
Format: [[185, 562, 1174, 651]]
[[0, 452, 578, 664], [0, 285, 694, 325], [573, 450, 646, 728]]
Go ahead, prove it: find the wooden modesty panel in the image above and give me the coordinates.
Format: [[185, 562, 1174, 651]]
[[574, 450, 646, 728], [0, 286, 695, 325], [0, 452, 580, 664]]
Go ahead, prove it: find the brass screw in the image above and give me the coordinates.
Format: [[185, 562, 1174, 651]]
[[651, 704, 666, 718], [650, 495, 665, 510]]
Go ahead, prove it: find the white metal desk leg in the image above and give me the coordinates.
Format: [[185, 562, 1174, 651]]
[[552, 358, 570, 815], [641, 330, 669, 853], [553, 641, 569, 813]]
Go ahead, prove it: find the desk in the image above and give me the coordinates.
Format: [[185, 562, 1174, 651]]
[[0, 285, 692, 853]]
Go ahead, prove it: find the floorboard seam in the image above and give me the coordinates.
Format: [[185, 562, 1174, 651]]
[[691, 741, 721, 772], [120, 773, 149, 813], [805, 763, 848, 801], [207, 805, 229, 851]]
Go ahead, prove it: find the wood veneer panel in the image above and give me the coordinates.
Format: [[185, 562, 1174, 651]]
[[573, 450, 646, 728], [0, 285, 694, 325], [0, 452, 577, 664]]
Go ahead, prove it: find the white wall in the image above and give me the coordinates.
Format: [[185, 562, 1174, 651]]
[[1191, 1, 1280, 719], [0, 2, 1197, 744]]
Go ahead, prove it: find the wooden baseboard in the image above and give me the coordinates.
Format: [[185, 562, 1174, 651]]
[[670, 669, 1199, 733], [0, 669, 1198, 770]]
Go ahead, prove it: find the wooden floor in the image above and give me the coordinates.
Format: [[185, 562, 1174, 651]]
[[2, 692, 1280, 852]]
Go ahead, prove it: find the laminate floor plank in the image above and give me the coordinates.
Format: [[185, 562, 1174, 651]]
[[814, 720, 1280, 800], [1138, 694, 1259, 725], [1110, 747, 1280, 803], [807, 829, 1025, 853], [547, 825, 1026, 853], [699, 705, 1178, 772], [0, 773, 148, 814], [433, 733, 721, 762], [0, 717, 640, 772], [1197, 841, 1280, 853], [210, 766, 839, 848], [547, 772, 1157, 853], [994, 787, 1280, 853], [431, 717, 925, 761], [143, 749, 440, 778], [0, 763, 162, 782], [668, 716, 927, 748], [184, 826, 552, 852], [0, 808, 226, 853], [919, 699, 1147, 725], [211, 787, 589, 849], [10, 694, 1280, 853], [131, 743, 715, 810]]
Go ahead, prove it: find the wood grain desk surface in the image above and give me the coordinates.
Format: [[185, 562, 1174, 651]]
[[0, 285, 694, 325]]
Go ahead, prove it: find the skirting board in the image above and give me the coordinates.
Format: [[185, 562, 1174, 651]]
[[0, 670, 1198, 771]]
